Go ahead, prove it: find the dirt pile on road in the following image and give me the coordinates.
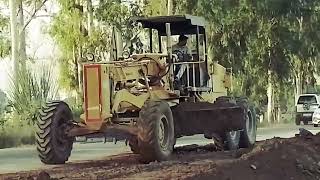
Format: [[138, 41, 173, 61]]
[[194, 132, 320, 180], [1, 131, 320, 180]]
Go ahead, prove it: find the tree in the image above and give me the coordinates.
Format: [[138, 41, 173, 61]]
[[9, 0, 19, 80], [9, 0, 49, 82], [0, 12, 10, 58]]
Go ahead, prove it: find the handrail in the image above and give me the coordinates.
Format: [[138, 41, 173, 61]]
[[81, 59, 151, 65], [173, 60, 205, 65]]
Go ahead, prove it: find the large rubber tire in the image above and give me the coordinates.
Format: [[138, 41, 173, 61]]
[[35, 101, 74, 164], [314, 124, 318, 127], [214, 97, 240, 150], [236, 98, 257, 148], [129, 138, 139, 154], [137, 101, 175, 163], [303, 120, 308, 125], [225, 131, 241, 150]]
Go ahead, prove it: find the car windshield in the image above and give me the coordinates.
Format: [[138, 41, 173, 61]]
[[297, 95, 317, 104]]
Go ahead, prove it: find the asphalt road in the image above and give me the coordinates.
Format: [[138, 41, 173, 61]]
[[0, 124, 319, 174]]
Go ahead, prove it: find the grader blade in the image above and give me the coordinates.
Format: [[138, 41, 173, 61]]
[[172, 102, 246, 137]]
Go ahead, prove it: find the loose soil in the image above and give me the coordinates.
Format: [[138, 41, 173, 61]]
[[1, 132, 320, 180]]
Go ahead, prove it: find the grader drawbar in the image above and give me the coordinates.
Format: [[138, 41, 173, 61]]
[[35, 15, 257, 164]]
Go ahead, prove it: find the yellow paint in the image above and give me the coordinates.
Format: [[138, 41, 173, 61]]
[[86, 67, 101, 120], [112, 89, 150, 113], [100, 65, 112, 120]]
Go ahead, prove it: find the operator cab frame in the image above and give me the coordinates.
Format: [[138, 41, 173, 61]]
[[135, 14, 211, 93]]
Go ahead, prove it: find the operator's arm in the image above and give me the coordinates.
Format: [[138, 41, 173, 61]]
[[185, 46, 193, 61]]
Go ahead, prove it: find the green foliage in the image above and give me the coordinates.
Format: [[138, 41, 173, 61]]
[[0, 120, 35, 149], [48, 0, 87, 90], [95, 0, 144, 52], [8, 64, 58, 124], [0, 12, 10, 58], [0, 89, 7, 114], [144, 0, 167, 16]]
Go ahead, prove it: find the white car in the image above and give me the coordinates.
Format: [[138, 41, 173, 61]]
[[312, 107, 320, 127], [295, 94, 320, 125]]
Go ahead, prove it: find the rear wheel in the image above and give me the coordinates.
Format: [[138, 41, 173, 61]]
[[303, 120, 308, 125], [214, 97, 240, 150], [314, 124, 318, 127], [236, 98, 257, 148], [225, 131, 240, 150], [137, 101, 175, 163], [35, 101, 74, 164]]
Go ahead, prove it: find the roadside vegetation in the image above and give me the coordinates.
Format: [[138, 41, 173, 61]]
[[0, 0, 320, 148]]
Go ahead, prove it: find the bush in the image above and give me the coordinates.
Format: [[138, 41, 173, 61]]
[[8, 64, 58, 124], [0, 120, 35, 149]]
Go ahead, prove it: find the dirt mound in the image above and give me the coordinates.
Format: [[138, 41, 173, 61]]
[[195, 134, 320, 180], [1, 132, 320, 180]]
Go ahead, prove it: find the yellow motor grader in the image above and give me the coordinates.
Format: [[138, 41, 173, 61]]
[[35, 15, 257, 164]]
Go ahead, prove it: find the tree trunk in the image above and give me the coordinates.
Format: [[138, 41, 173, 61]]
[[167, 0, 172, 15], [18, 0, 27, 72], [267, 69, 273, 123], [277, 103, 281, 123], [295, 71, 302, 102], [9, 0, 19, 80], [87, 0, 93, 37], [276, 90, 281, 123], [73, 45, 79, 90], [77, 46, 83, 96]]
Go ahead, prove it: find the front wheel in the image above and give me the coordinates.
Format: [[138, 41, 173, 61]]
[[137, 101, 175, 163], [128, 138, 139, 154], [35, 101, 74, 164]]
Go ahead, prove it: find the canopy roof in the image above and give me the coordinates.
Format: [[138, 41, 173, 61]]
[[135, 14, 206, 35]]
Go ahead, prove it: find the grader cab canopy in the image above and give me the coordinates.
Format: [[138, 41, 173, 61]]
[[135, 15, 206, 35]]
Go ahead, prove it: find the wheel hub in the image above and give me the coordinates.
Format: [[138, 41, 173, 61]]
[[158, 116, 169, 150], [246, 110, 253, 136], [229, 131, 237, 139], [159, 120, 165, 146]]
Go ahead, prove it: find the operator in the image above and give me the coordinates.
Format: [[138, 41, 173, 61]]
[[172, 34, 192, 81]]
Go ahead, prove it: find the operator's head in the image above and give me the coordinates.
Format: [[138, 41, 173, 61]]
[[178, 34, 188, 46]]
